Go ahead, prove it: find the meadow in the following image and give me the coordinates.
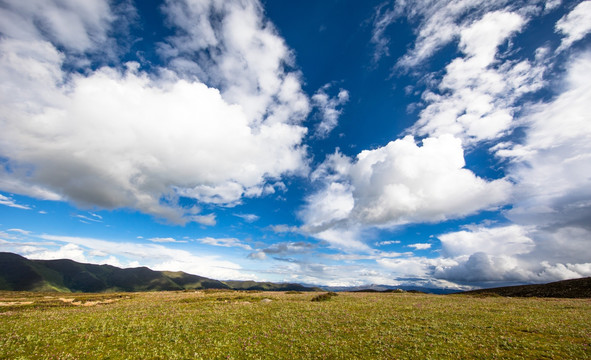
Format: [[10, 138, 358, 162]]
[[1, 290, 590, 359]]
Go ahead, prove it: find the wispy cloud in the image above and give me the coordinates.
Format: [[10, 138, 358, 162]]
[[312, 84, 349, 138], [148, 237, 188, 244], [0, 194, 31, 210], [375, 240, 400, 246], [197, 237, 252, 250], [234, 213, 260, 223], [75, 214, 103, 223]]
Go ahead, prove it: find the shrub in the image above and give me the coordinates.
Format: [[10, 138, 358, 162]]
[[311, 292, 338, 302]]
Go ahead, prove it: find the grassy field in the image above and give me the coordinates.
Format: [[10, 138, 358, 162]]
[[1, 290, 590, 359]]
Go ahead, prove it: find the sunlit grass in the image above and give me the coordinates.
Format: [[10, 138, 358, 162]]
[[1, 291, 590, 359]]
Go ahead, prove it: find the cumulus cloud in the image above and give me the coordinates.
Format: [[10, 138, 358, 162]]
[[410, 11, 547, 143], [432, 224, 591, 285], [555, 1, 591, 51], [301, 135, 511, 248], [24, 243, 89, 263], [159, 0, 310, 126], [439, 225, 534, 258], [0, 0, 311, 224]]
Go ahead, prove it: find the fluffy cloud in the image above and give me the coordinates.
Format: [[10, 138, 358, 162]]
[[160, 0, 310, 126], [433, 224, 591, 284], [410, 11, 547, 143], [439, 225, 534, 258], [408, 243, 432, 250], [301, 135, 510, 247], [555, 1, 591, 51], [24, 243, 89, 263], [0, 0, 311, 224]]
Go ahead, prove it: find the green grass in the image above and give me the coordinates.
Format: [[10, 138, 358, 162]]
[[1, 291, 590, 359]]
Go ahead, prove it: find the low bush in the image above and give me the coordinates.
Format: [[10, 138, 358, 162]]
[[311, 292, 338, 302]]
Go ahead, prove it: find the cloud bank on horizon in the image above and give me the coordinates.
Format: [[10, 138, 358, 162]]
[[1, 0, 590, 288]]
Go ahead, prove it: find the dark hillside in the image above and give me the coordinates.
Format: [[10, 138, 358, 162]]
[[0, 252, 318, 293], [460, 277, 591, 298]]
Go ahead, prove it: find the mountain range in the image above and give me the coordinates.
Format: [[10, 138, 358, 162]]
[[0, 252, 320, 293], [2, 252, 589, 297]]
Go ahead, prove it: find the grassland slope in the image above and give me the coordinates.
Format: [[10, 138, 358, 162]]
[[0, 252, 319, 293], [461, 277, 591, 298]]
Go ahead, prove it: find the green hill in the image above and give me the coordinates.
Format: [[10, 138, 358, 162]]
[[460, 277, 591, 298], [0, 252, 317, 293], [223, 280, 322, 292]]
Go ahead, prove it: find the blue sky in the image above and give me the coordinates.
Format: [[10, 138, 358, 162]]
[[1, 0, 591, 289]]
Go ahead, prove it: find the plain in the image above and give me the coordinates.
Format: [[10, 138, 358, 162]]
[[1, 290, 590, 359]]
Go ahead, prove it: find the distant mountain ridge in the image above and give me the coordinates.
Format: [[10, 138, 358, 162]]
[[322, 284, 460, 295], [459, 277, 591, 298], [0, 252, 320, 293]]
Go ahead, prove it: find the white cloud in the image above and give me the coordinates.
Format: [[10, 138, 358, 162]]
[[7, 228, 31, 235], [408, 243, 432, 250], [234, 213, 260, 223], [25, 243, 89, 263], [377, 256, 456, 279], [160, 0, 310, 127], [0, 0, 312, 224], [312, 227, 371, 252], [375, 240, 400, 246], [372, 0, 548, 70], [0, 194, 31, 210], [198, 237, 252, 250], [34, 234, 253, 280], [0, 0, 113, 54], [500, 52, 591, 231], [302, 135, 511, 242], [148, 237, 187, 244], [410, 11, 546, 143], [439, 225, 534, 257], [555, 1, 591, 51], [312, 84, 350, 138], [433, 224, 591, 284]]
